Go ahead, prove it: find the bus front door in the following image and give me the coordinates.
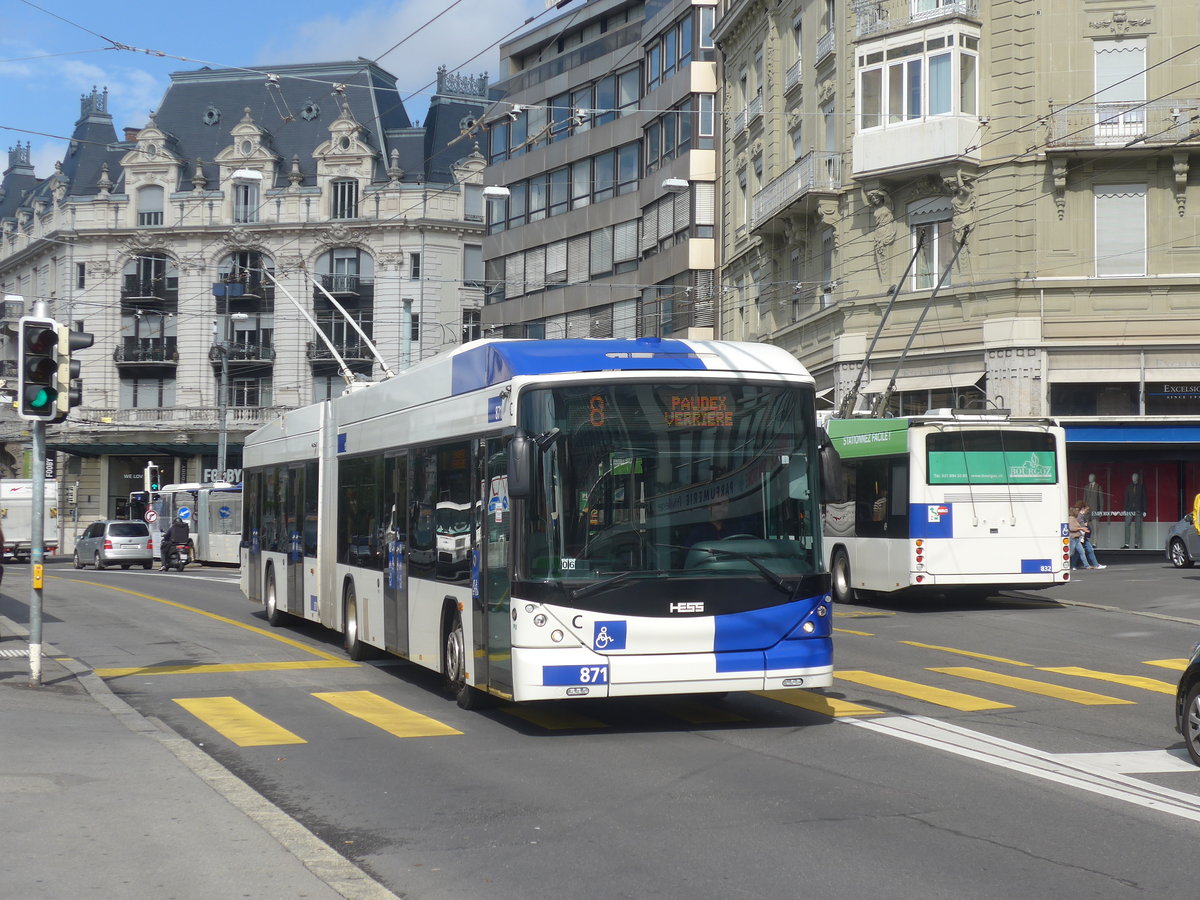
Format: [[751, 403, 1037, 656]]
[[286, 466, 305, 616], [482, 440, 513, 695]]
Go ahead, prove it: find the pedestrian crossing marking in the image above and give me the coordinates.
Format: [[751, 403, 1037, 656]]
[[312, 691, 462, 738], [649, 698, 749, 725], [929, 667, 1135, 706], [900, 641, 1032, 667], [836, 670, 1013, 711], [1144, 658, 1189, 672], [753, 689, 881, 717], [173, 696, 307, 747], [96, 660, 359, 678], [1038, 667, 1176, 695], [501, 706, 609, 730]]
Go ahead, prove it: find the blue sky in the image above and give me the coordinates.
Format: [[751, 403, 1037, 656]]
[[2, 0, 550, 177]]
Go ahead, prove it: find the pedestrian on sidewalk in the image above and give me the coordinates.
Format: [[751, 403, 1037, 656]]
[[1068, 503, 1088, 569], [1076, 502, 1106, 570]]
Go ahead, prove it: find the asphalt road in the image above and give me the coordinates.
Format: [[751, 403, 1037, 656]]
[[8, 554, 1200, 899]]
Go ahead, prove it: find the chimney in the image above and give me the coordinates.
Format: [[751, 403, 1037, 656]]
[[124, 127, 141, 142]]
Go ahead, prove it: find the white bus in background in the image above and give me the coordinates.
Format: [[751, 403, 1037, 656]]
[[821, 410, 1070, 603], [242, 338, 832, 709], [0, 479, 59, 561], [128, 482, 242, 565]]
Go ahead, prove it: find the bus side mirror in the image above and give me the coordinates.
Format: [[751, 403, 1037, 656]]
[[508, 432, 533, 499]]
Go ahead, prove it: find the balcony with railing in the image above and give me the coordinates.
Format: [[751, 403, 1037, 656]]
[[113, 338, 178, 366], [816, 29, 834, 63], [1046, 100, 1200, 150], [785, 59, 802, 93], [316, 274, 375, 302], [121, 275, 178, 303], [208, 337, 275, 366], [747, 92, 763, 126], [89, 405, 292, 429], [306, 340, 375, 364], [854, 0, 980, 39], [751, 151, 842, 230]]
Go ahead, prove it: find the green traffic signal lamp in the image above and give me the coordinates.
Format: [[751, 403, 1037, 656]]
[[17, 316, 60, 421]]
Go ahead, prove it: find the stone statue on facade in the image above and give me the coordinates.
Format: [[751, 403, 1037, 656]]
[[865, 188, 897, 286]]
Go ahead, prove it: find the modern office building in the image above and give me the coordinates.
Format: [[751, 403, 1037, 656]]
[[715, 0, 1200, 549], [0, 61, 489, 527], [480, 0, 719, 340]]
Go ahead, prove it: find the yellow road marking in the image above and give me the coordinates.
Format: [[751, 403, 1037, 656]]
[[833, 610, 895, 619], [96, 660, 358, 678], [501, 706, 608, 730], [1144, 658, 1189, 672], [753, 689, 881, 717], [836, 670, 1012, 711], [651, 698, 749, 725], [1038, 666, 1176, 695], [930, 667, 1135, 705], [173, 696, 306, 747], [312, 691, 461, 737], [833, 627, 875, 636], [900, 641, 1032, 667]]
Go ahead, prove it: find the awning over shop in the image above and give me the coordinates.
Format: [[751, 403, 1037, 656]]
[[863, 370, 984, 394]]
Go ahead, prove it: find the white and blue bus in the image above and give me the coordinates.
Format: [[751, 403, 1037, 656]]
[[241, 338, 832, 707], [129, 482, 242, 565], [821, 411, 1071, 603]]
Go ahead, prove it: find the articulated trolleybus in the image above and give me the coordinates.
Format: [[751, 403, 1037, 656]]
[[242, 338, 832, 707], [821, 410, 1070, 603]]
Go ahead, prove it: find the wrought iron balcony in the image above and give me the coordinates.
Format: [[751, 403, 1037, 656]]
[[854, 0, 980, 39], [816, 29, 834, 63], [785, 60, 802, 93], [208, 340, 275, 365], [306, 340, 374, 363], [121, 275, 178, 303], [113, 339, 178, 365], [317, 274, 374, 299], [213, 275, 274, 301], [1047, 100, 1200, 149], [750, 151, 841, 230]]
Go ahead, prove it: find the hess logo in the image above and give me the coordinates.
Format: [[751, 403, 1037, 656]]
[[669, 601, 704, 614]]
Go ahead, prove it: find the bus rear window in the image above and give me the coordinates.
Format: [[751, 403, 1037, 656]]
[[926, 431, 1057, 485]]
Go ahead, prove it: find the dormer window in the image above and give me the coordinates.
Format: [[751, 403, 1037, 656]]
[[332, 179, 359, 219], [233, 180, 259, 224], [137, 185, 164, 227]]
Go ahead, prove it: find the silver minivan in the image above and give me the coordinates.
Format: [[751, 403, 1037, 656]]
[[73, 520, 154, 570]]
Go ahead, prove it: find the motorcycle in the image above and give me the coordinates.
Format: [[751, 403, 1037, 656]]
[[166, 542, 191, 572]]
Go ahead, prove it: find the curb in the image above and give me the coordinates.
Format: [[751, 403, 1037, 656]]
[[3, 617, 399, 900]]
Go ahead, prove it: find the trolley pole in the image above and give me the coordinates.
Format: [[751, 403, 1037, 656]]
[[29, 418, 45, 686]]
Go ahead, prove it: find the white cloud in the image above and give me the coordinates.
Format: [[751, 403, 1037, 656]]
[[256, 0, 548, 122]]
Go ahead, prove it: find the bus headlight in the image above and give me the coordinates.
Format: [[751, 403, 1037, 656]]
[[533, 614, 547, 627], [802, 621, 815, 633], [551, 630, 564, 643]]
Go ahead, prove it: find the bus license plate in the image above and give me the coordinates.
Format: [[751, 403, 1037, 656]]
[[543, 664, 609, 686]]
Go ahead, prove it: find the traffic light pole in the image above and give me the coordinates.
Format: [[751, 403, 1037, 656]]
[[29, 419, 45, 686]]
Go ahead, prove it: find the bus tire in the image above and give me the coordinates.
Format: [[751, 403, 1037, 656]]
[[264, 567, 286, 626], [443, 607, 488, 709], [831, 549, 857, 604], [344, 584, 370, 661]]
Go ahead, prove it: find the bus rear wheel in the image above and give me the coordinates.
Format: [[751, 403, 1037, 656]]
[[831, 549, 857, 604], [344, 586, 370, 661], [264, 568, 285, 626]]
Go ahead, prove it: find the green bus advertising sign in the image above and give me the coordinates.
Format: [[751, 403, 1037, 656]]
[[825, 418, 910, 459], [928, 450, 1057, 484]]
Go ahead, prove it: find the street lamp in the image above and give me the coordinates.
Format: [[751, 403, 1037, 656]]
[[215, 311, 249, 478]]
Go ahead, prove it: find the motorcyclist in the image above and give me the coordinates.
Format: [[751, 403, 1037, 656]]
[[162, 516, 190, 570]]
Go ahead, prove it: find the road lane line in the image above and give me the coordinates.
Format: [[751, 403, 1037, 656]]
[[57, 578, 352, 664], [1050, 750, 1199, 775], [1038, 666, 1176, 695], [833, 627, 875, 636], [312, 691, 462, 738], [930, 667, 1135, 705], [96, 660, 358, 678], [836, 670, 1013, 711], [1144, 658, 1189, 672], [899, 641, 1033, 667], [753, 689, 882, 717], [173, 696, 307, 747], [846, 715, 1200, 823]]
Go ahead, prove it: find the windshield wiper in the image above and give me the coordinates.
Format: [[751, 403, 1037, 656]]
[[660, 542, 793, 596], [571, 570, 665, 601]]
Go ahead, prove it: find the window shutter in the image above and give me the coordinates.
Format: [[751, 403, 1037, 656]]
[[658, 197, 674, 238], [590, 227, 614, 275], [612, 299, 638, 338], [641, 204, 659, 251], [589, 305, 614, 337], [1095, 40, 1146, 103], [525, 246, 546, 292], [566, 311, 591, 338], [674, 190, 690, 232], [1095, 184, 1146, 276], [695, 183, 715, 225], [567, 235, 589, 284], [505, 253, 525, 298], [613, 221, 638, 262], [545, 240, 567, 283]]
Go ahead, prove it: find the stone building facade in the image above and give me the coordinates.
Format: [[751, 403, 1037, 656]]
[[0, 61, 489, 533], [715, 0, 1200, 548]]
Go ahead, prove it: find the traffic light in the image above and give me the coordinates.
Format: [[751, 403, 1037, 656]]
[[144, 463, 161, 492], [55, 325, 94, 420], [17, 316, 60, 421]]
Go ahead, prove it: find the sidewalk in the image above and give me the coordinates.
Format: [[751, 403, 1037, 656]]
[[0, 614, 398, 900]]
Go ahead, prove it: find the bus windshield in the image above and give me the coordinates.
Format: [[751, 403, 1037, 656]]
[[517, 381, 819, 583]]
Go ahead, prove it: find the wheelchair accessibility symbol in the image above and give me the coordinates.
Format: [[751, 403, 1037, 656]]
[[593, 620, 627, 651]]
